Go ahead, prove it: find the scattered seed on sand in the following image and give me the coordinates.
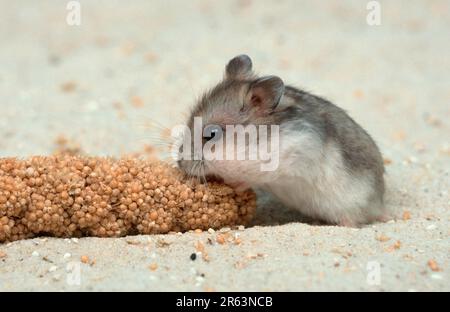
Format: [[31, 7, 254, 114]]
[[145, 52, 158, 63], [393, 240, 402, 249], [234, 261, 247, 269], [130, 95, 144, 108], [63, 253, 71, 259], [49, 265, 58, 272], [121, 41, 136, 55], [216, 234, 226, 245], [383, 158, 393, 165], [80, 255, 89, 264], [195, 241, 205, 253], [190, 253, 197, 261], [403, 254, 414, 261], [424, 114, 442, 127], [126, 240, 141, 245], [32, 251, 39, 257], [427, 259, 441, 272], [156, 239, 171, 248], [385, 240, 402, 252], [331, 248, 352, 258], [402, 211, 411, 220], [60, 81, 77, 93], [207, 228, 215, 234], [42, 256, 53, 263], [376, 234, 391, 242], [0, 250, 6, 258], [353, 89, 364, 99], [425, 214, 435, 221], [246, 253, 267, 260], [149, 263, 158, 271], [392, 130, 406, 141]]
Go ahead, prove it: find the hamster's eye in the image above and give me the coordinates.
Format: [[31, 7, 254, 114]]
[[203, 124, 223, 142]]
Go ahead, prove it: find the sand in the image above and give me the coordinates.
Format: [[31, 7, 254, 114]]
[[0, 0, 448, 291]]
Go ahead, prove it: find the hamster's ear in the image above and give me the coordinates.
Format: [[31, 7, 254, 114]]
[[245, 76, 284, 112], [225, 55, 253, 80]]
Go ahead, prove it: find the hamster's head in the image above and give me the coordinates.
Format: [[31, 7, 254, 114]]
[[177, 55, 284, 188]]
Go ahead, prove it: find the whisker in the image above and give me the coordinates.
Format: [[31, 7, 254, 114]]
[[200, 161, 208, 187]]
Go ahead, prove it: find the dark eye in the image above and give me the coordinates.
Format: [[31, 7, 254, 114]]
[[203, 124, 223, 142]]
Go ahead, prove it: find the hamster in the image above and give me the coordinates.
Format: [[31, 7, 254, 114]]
[[177, 54, 387, 227]]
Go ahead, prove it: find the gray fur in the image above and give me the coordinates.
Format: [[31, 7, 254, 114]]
[[179, 55, 386, 226]]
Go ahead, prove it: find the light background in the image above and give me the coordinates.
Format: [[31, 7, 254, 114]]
[[0, 0, 448, 291]]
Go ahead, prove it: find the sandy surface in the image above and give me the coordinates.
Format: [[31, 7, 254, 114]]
[[0, 0, 449, 291]]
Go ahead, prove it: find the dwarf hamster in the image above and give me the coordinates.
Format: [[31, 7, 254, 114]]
[[177, 54, 387, 226]]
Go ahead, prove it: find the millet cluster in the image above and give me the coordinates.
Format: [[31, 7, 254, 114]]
[[0, 156, 256, 243]]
